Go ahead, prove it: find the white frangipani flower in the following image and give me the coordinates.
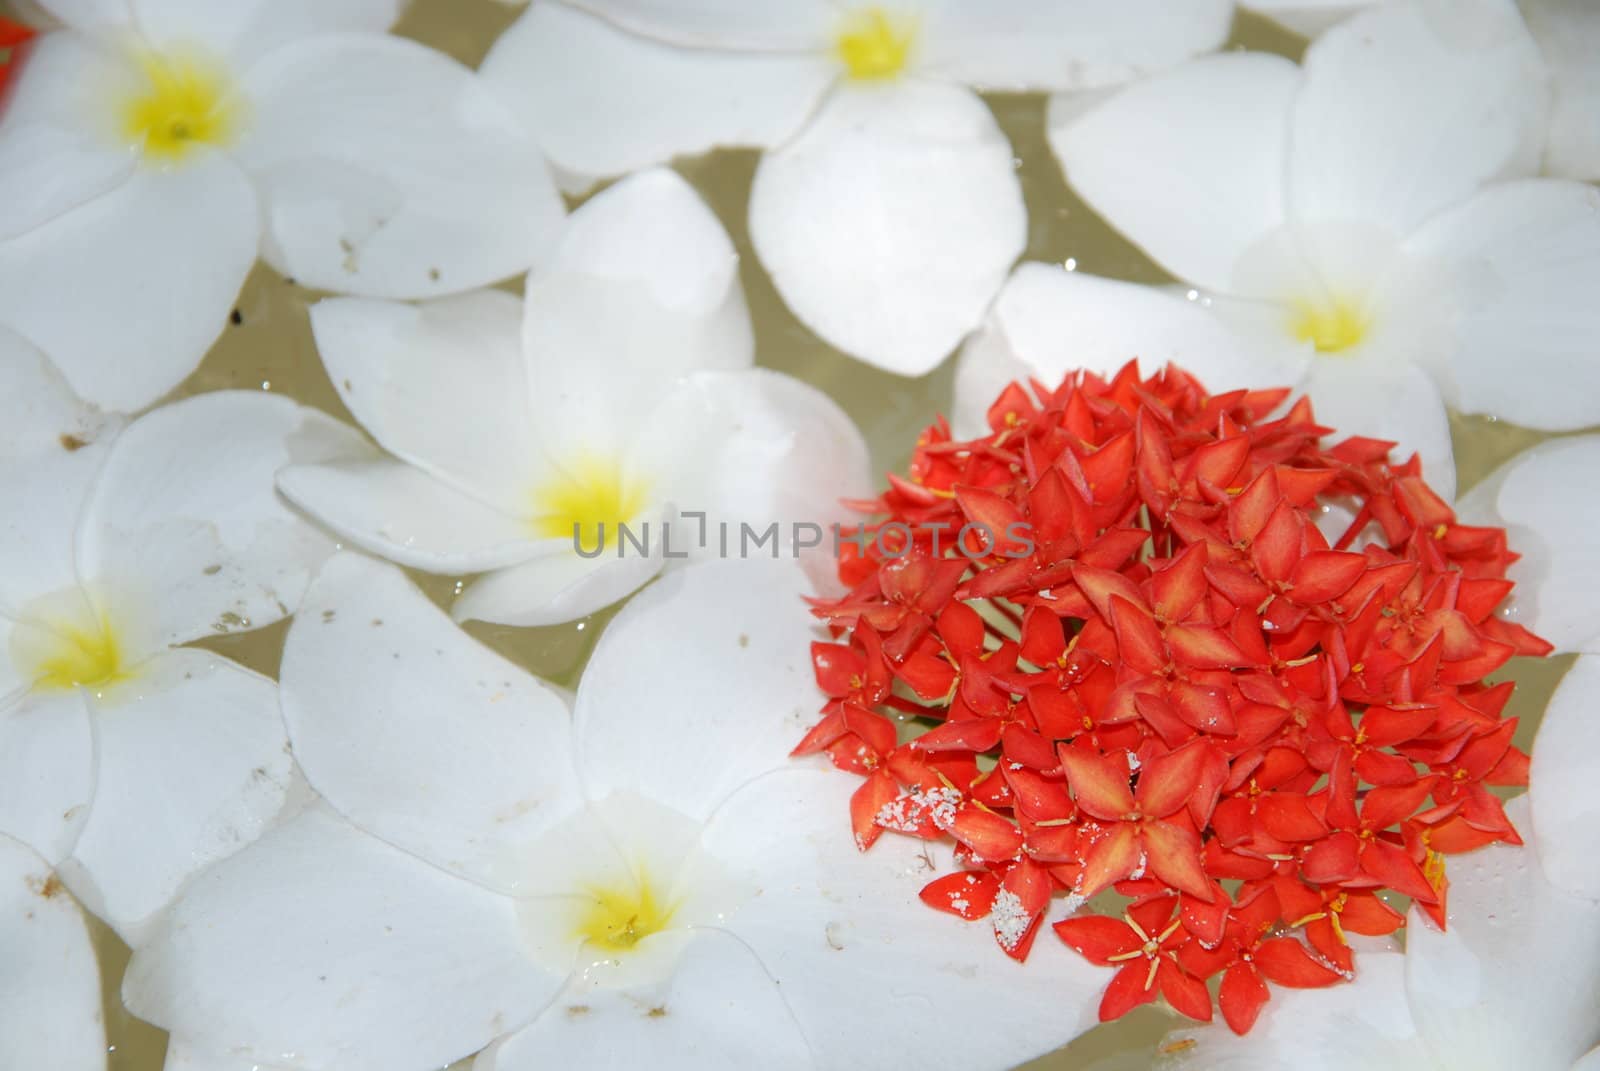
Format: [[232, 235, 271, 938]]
[[0, 325, 114, 458], [1044, 1, 1600, 474], [477, 0, 1232, 375], [1158, 790, 1600, 1070], [278, 167, 871, 627], [0, 835, 104, 1071], [0, 386, 364, 941], [126, 552, 1108, 1071], [0, 0, 564, 412]]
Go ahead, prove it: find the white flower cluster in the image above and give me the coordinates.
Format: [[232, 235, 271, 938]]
[[0, 0, 1597, 1069]]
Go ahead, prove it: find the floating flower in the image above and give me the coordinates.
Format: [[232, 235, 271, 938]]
[[0, 835, 103, 1071], [127, 552, 1107, 1071], [0, 387, 363, 940], [796, 361, 1550, 1031], [477, 0, 1232, 374], [0, 0, 564, 412], [1045, 1, 1600, 447], [278, 167, 870, 627], [1160, 793, 1600, 1068]]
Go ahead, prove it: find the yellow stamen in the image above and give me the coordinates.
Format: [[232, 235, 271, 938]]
[[11, 605, 131, 693], [835, 7, 917, 81], [1290, 296, 1368, 354], [121, 49, 243, 161], [576, 871, 675, 953], [531, 456, 648, 547]]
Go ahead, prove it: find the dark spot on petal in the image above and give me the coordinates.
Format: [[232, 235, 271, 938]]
[[59, 434, 87, 452]]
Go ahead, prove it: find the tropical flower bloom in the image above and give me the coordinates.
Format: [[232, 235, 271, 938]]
[[0, 0, 564, 412], [127, 552, 1108, 1071], [0, 834, 103, 1071], [278, 167, 870, 627], [1459, 434, 1600, 656], [1160, 793, 1600, 1068], [477, 0, 1232, 375], [1043, 1, 1600, 462], [796, 362, 1549, 1030], [0, 387, 362, 940]]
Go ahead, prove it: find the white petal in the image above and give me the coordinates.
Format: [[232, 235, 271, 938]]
[[1239, 0, 1378, 37], [918, 0, 1231, 91], [278, 459, 549, 574], [162, 1037, 295, 1071], [1298, 352, 1456, 501], [0, 327, 114, 460], [1289, 0, 1546, 237], [1405, 796, 1600, 1067], [60, 651, 290, 942], [750, 81, 1024, 374], [1454, 434, 1600, 654], [1396, 179, 1600, 431], [0, 690, 94, 864], [574, 557, 821, 823], [236, 34, 563, 298], [309, 291, 541, 511], [631, 368, 873, 551], [125, 803, 558, 1071], [479, 929, 813, 1071], [283, 554, 580, 892], [0, 33, 138, 239], [0, 834, 103, 1071], [562, 0, 831, 49], [1577, 1047, 1600, 1071], [452, 544, 666, 628], [480, 2, 831, 179], [30, 0, 131, 31], [132, 0, 401, 66], [78, 392, 367, 654], [951, 264, 1311, 437], [0, 434, 108, 612], [525, 170, 753, 458], [706, 767, 1107, 1068], [1048, 52, 1300, 292], [0, 155, 258, 412], [1164, 953, 1426, 1070], [1530, 655, 1600, 900], [1524, 0, 1600, 181]]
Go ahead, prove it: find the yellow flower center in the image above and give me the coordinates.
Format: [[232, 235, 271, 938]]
[[121, 48, 243, 161], [835, 7, 917, 81], [1290, 296, 1368, 354], [576, 871, 676, 953], [13, 611, 129, 693], [531, 456, 649, 548]]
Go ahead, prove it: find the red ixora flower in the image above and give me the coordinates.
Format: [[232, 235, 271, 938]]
[[795, 362, 1549, 1034], [0, 17, 33, 91]]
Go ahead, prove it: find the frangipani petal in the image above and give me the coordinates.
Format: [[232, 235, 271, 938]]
[[125, 804, 559, 1071], [162, 1037, 295, 1071], [0, 690, 94, 865], [749, 80, 1025, 375], [278, 459, 548, 574], [0, 155, 259, 412], [78, 392, 367, 655], [1049, 52, 1300, 292], [479, 930, 813, 1071], [1397, 180, 1600, 431], [62, 651, 290, 943], [707, 768, 1107, 1067], [236, 34, 563, 298], [452, 536, 667, 628], [0, 833, 103, 1071], [1455, 434, 1600, 653], [280, 553, 581, 892], [561, 0, 830, 50], [1405, 797, 1600, 1068], [481, 2, 832, 180], [1529, 656, 1600, 900], [918, 0, 1231, 92], [1239, 0, 1376, 37], [1298, 353, 1455, 501], [132, 0, 402, 66], [309, 290, 542, 511], [0, 327, 114, 460], [0, 435, 108, 611], [1524, 0, 1600, 181], [574, 557, 822, 824], [1288, 0, 1546, 237], [951, 265, 1309, 437]]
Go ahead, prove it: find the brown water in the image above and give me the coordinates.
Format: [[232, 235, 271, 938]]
[[2, 2, 1572, 1068]]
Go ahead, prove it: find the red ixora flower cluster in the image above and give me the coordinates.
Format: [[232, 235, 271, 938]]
[[795, 362, 1549, 1034]]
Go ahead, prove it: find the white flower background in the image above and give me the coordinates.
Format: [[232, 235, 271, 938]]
[[1, 0, 1598, 1069]]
